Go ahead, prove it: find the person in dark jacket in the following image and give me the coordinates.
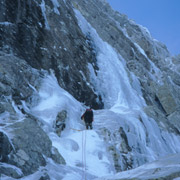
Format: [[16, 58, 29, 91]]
[[81, 108, 94, 129]]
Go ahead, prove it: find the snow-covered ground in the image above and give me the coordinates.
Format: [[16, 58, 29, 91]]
[[8, 67, 178, 179], [2, 67, 180, 179], [29, 73, 115, 179], [95, 153, 180, 180]]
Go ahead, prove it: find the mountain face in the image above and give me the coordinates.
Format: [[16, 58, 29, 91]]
[[0, 0, 180, 179], [0, 0, 103, 109]]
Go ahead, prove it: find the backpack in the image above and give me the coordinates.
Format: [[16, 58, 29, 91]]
[[84, 109, 93, 123]]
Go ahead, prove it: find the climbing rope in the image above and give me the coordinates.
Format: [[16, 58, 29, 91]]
[[69, 127, 87, 179], [82, 130, 87, 180], [84, 130, 87, 180], [82, 130, 84, 179]]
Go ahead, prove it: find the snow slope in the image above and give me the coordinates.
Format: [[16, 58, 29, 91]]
[[95, 153, 180, 180], [2, 68, 180, 180], [12, 69, 179, 180], [31, 73, 115, 178]]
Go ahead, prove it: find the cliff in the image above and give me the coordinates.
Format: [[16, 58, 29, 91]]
[[0, 0, 180, 179]]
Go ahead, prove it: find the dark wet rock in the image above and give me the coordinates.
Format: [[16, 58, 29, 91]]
[[0, 132, 23, 178], [51, 146, 66, 164], [55, 110, 67, 136], [119, 127, 132, 153], [0, 131, 13, 162], [39, 172, 51, 180]]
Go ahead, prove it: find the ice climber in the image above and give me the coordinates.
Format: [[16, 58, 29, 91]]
[[81, 108, 94, 129]]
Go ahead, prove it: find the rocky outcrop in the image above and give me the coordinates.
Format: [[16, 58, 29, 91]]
[[0, 52, 42, 115], [0, 131, 13, 162], [54, 110, 67, 136], [168, 111, 180, 133], [0, 52, 66, 177], [100, 127, 133, 172], [155, 83, 178, 115], [1, 118, 65, 178], [0, 1, 104, 176]]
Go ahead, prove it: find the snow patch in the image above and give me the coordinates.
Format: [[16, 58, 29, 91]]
[[40, 0, 50, 30], [51, 0, 60, 15], [31, 71, 83, 132], [0, 163, 23, 176], [0, 22, 13, 26]]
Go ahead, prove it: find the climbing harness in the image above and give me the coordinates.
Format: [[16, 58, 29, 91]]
[[69, 127, 87, 179]]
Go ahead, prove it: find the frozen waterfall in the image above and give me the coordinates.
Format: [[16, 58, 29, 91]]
[[12, 9, 180, 180]]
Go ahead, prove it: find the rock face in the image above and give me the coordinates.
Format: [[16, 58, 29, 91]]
[[101, 127, 133, 172], [0, 0, 180, 179], [0, 1, 103, 176], [0, 53, 42, 112], [0, 118, 65, 178], [0, 0, 103, 109], [0, 131, 13, 162], [1, 0, 178, 119], [54, 110, 67, 136], [0, 51, 65, 178], [9, 118, 65, 174]]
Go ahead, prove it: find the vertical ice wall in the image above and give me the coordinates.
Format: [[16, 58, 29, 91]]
[[74, 9, 144, 110]]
